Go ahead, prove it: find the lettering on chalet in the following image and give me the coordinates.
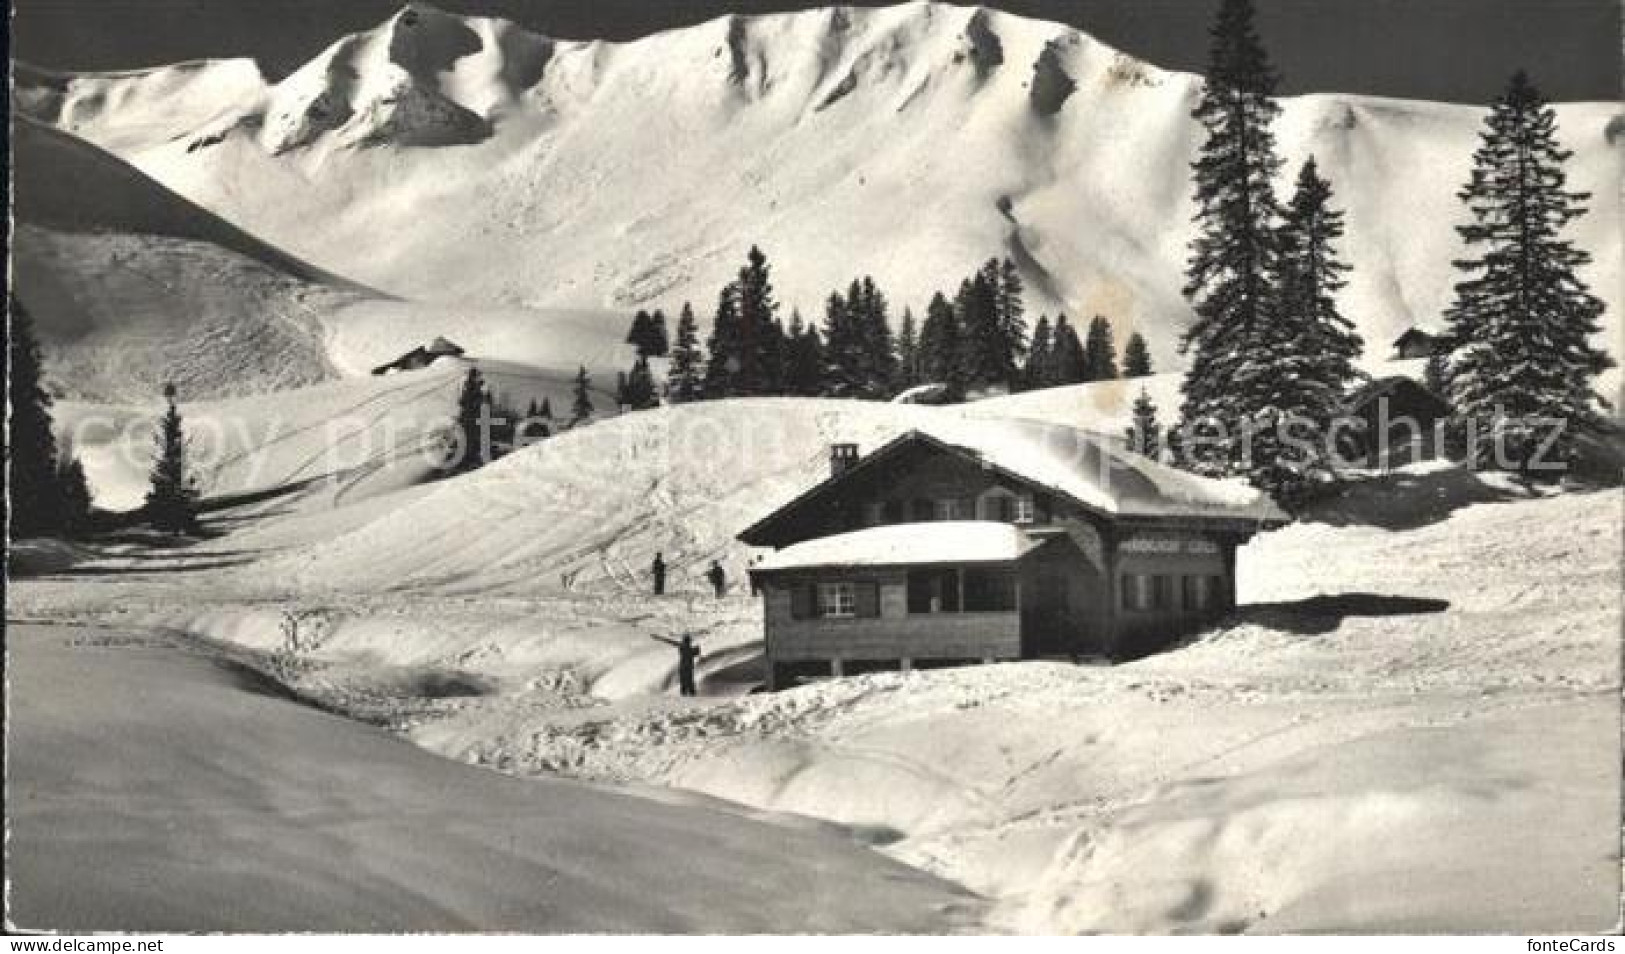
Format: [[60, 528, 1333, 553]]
[[740, 422, 1288, 689]]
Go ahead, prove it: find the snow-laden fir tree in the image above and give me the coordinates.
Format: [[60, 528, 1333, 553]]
[[1257, 156, 1363, 499], [146, 383, 200, 534], [9, 298, 93, 537], [783, 308, 825, 396], [1423, 349, 1450, 399], [733, 246, 784, 395], [666, 302, 703, 403], [1125, 388, 1163, 459], [1083, 316, 1119, 381], [956, 271, 1004, 391], [570, 365, 594, 424], [1441, 70, 1611, 475], [1025, 314, 1054, 390], [996, 258, 1029, 388], [1177, 0, 1286, 477], [621, 355, 658, 410]]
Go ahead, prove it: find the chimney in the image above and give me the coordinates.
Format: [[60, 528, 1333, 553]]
[[829, 443, 859, 477]]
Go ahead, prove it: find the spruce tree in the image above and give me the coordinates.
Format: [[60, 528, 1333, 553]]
[[1442, 70, 1611, 475], [452, 368, 489, 472], [1178, 0, 1286, 477], [539, 396, 554, 421], [1262, 156, 1363, 498], [822, 287, 863, 397], [854, 276, 897, 397], [1025, 314, 1054, 390], [734, 246, 782, 395], [784, 309, 826, 396], [1125, 388, 1163, 459], [1083, 316, 1119, 382], [8, 298, 92, 537], [956, 271, 1004, 391], [571, 365, 594, 424], [1423, 350, 1450, 398], [895, 307, 920, 390], [626, 310, 654, 357], [667, 302, 704, 403], [703, 283, 743, 398], [1050, 315, 1087, 385], [145, 383, 200, 534], [1122, 332, 1154, 378], [622, 355, 658, 410], [648, 309, 670, 357], [996, 258, 1028, 387], [918, 291, 965, 399]]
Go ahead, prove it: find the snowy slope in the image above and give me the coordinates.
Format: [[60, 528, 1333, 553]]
[[13, 115, 635, 401], [16, 1, 1621, 368]]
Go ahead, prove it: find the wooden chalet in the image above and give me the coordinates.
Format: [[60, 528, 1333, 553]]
[[1339, 376, 1451, 467], [740, 422, 1287, 688]]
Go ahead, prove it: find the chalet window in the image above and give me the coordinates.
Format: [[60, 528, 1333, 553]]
[[989, 495, 1015, 522], [863, 502, 886, 527], [1121, 574, 1154, 612], [1182, 575, 1218, 612], [963, 569, 1017, 612], [1013, 494, 1036, 524], [907, 569, 961, 614], [884, 500, 905, 524], [935, 498, 964, 521], [911, 499, 935, 522], [1152, 575, 1175, 611], [819, 582, 856, 618]]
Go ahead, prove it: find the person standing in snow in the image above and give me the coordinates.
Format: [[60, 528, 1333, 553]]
[[651, 633, 702, 696], [651, 552, 667, 596], [706, 560, 726, 597]]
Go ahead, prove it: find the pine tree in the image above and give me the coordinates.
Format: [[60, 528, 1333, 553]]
[[451, 368, 489, 472], [1442, 71, 1611, 475], [145, 383, 200, 534], [895, 307, 920, 390], [1050, 315, 1087, 384], [822, 287, 863, 397], [1122, 332, 1154, 378], [1178, 0, 1286, 477], [1083, 316, 1119, 382], [784, 309, 826, 396], [1125, 388, 1163, 458], [667, 302, 704, 403], [626, 310, 654, 357], [1024, 314, 1054, 390], [918, 291, 965, 399], [8, 298, 92, 537], [571, 365, 594, 424], [539, 396, 554, 421], [854, 276, 897, 397]]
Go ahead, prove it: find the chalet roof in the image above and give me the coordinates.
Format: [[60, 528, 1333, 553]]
[[756, 521, 1040, 572], [426, 336, 465, 355], [739, 420, 1287, 547], [1392, 327, 1439, 346], [1343, 375, 1448, 413]]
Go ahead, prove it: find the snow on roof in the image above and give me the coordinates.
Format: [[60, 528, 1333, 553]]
[[426, 336, 465, 355], [904, 418, 1286, 523], [756, 521, 1040, 572]]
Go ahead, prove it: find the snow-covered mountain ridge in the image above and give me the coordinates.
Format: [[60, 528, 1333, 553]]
[[14, 1, 1621, 367]]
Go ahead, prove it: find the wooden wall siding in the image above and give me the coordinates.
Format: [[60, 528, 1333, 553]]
[[1020, 537, 1108, 656], [764, 574, 1022, 662]]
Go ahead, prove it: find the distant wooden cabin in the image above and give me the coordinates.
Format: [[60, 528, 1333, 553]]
[[1340, 376, 1451, 467], [1391, 328, 1440, 360], [371, 336, 466, 375], [740, 423, 1287, 687]]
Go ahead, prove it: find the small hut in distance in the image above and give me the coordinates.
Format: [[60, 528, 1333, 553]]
[[371, 337, 466, 375], [1391, 327, 1440, 360]]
